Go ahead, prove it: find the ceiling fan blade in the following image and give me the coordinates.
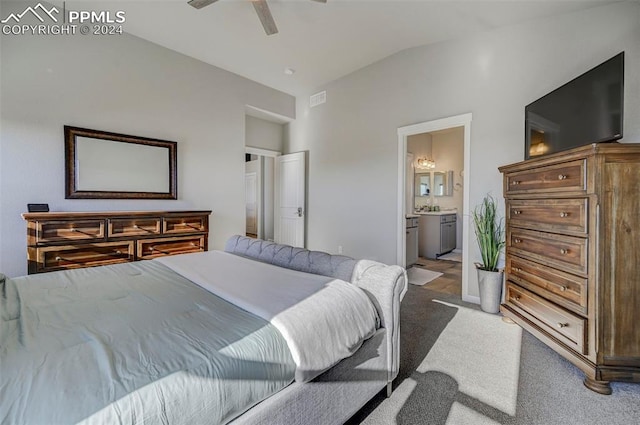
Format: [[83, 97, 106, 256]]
[[188, 0, 219, 10], [310, 0, 327, 3], [251, 0, 278, 35]]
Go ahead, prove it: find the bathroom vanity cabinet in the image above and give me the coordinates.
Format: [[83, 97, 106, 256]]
[[418, 213, 457, 259]]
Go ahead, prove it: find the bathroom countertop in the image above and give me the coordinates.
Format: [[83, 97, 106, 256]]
[[414, 209, 457, 216]]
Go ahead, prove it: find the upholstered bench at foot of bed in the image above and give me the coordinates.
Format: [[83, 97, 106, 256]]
[[224, 236, 408, 400], [224, 235, 357, 282]]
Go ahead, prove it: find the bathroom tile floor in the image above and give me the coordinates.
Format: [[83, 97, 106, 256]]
[[414, 257, 462, 296]]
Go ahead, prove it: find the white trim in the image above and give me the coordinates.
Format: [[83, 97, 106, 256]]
[[245, 105, 293, 124], [397, 113, 476, 304], [245, 146, 281, 158], [463, 295, 481, 304]]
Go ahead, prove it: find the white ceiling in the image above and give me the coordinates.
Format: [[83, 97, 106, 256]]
[[67, 0, 616, 96]]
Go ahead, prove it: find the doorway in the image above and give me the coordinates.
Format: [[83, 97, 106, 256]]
[[245, 147, 280, 241], [397, 113, 477, 303]]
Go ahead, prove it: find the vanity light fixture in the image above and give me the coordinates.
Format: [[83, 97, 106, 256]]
[[416, 157, 436, 170]]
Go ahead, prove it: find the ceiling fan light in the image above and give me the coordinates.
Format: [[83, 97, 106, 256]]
[[187, 0, 219, 10]]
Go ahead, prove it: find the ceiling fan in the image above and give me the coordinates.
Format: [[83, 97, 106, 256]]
[[188, 0, 327, 36]]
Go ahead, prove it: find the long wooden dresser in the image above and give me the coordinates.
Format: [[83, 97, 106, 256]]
[[23, 210, 211, 274], [499, 143, 640, 394]]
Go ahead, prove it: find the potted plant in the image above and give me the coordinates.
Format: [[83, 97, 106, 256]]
[[472, 194, 506, 313]]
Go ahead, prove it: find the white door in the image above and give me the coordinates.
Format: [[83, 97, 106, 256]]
[[245, 171, 258, 235], [274, 151, 306, 247]]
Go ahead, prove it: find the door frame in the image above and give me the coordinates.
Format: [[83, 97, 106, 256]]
[[245, 147, 281, 240], [246, 146, 281, 158], [245, 167, 259, 236], [397, 113, 477, 304]]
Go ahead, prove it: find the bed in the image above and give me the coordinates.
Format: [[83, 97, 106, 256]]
[[0, 235, 407, 424]]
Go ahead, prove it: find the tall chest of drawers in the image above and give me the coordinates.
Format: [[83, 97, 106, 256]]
[[499, 143, 640, 394], [23, 210, 211, 274]]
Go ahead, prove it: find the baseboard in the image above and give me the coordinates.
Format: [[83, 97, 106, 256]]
[[462, 294, 480, 304]]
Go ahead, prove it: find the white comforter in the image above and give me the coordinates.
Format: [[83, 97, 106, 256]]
[[156, 251, 379, 382]]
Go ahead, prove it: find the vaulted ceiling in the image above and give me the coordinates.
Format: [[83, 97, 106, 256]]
[[67, 0, 617, 95]]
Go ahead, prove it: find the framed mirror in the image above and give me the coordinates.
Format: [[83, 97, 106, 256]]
[[65, 126, 177, 199], [434, 170, 454, 197], [414, 172, 431, 197]]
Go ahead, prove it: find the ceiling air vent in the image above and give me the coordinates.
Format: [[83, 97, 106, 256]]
[[310, 91, 326, 108]]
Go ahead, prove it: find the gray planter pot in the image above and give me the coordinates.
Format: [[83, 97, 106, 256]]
[[477, 268, 504, 314]]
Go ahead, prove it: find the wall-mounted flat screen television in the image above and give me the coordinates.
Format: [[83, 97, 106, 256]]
[[525, 52, 624, 159]]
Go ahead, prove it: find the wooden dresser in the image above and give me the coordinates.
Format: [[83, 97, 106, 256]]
[[499, 143, 640, 394], [23, 210, 211, 274]]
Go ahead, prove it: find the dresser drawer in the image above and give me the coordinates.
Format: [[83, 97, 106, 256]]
[[505, 160, 585, 195], [508, 198, 588, 235], [35, 241, 133, 272], [508, 228, 588, 276], [108, 218, 161, 238], [137, 236, 205, 259], [36, 220, 105, 243], [506, 283, 587, 354], [507, 256, 587, 315], [163, 216, 207, 234]]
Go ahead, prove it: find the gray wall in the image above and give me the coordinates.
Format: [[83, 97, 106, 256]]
[[0, 13, 294, 277], [245, 115, 285, 152], [286, 2, 640, 298]]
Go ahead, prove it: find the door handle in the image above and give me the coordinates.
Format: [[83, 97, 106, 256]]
[[297, 207, 303, 217]]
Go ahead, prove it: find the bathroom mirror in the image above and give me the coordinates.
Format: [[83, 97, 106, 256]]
[[65, 126, 177, 199], [414, 172, 431, 197], [434, 170, 454, 197]]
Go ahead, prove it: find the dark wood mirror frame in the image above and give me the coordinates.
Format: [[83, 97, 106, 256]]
[[65, 126, 178, 199]]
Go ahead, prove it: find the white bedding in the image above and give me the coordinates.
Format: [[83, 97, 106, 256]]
[[156, 250, 380, 382]]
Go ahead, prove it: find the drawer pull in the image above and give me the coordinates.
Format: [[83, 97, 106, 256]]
[[560, 212, 569, 218], [513, 210, 522, 215], [557, 322, 569, 329], [190, 242, 197, 247], [149, 246, 169, 255], [560, 248, 569, 255], [114, 250, 122, 255], [514, 238, 522, 244], [511, 180, 521, 186], [560, 285, 568, 292], [132, 224, 155, 233], [54, 256, 80, 263], [558, 174, 568, 180], [68, 228, 94, 236], [513, 295, 521, 301], [513, 267, 522, 272]]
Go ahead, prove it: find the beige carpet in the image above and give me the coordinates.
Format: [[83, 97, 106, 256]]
[[361, 300, 522, 424], [407, 267, 443, 286]]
